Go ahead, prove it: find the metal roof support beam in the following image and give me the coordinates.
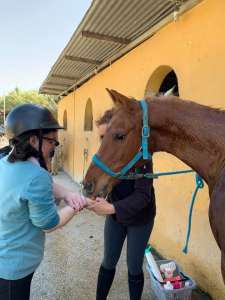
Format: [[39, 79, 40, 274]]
[[51, 74, 79, 81], [40, 91, 58, 95], [43, 87, 65, 92], [81, 30, 131, 45], [64, 55, 102, 65], [46, 82, 71, 87]]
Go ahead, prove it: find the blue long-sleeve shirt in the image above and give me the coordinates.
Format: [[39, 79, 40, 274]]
[[0, 156, 59, 280]]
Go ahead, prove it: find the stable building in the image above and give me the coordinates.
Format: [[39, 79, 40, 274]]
[[40, 0, 225, 298]]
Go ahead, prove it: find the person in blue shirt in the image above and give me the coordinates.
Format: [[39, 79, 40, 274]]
[[0, 104, 88, 300]]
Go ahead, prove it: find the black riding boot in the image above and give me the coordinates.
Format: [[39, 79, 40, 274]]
[[96, 265, 116, 300], [128, 271, 144, 300]]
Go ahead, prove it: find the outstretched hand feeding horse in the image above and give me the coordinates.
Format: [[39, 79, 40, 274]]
[[83, 89, 225, 283]]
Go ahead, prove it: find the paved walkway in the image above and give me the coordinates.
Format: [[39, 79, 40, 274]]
[[30, 172, 212, 300]]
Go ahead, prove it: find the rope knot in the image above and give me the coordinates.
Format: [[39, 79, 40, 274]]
[[196, 174, 204, 188]]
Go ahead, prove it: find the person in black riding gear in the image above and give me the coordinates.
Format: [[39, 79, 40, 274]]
[[88, 109, 156, 300]]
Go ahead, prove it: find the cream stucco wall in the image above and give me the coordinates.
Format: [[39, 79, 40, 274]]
[[58, 92, 75, 178], [58, 0, 225, 298]]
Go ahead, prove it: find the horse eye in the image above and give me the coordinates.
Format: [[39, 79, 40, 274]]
[[114, 133, 126, 141]]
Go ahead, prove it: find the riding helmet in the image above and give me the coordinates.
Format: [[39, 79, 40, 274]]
[[5, 103, 63, 139]]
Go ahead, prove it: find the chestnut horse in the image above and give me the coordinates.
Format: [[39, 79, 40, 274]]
[[84, 89, 225, 282]]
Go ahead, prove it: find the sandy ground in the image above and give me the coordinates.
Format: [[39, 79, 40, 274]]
[[30, 172, 212, 300], [0, 137, 7, 148]]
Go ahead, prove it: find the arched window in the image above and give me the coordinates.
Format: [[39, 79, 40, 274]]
[[63, 110, 67, 130], [145, 65, 179, 96], [84, 98, 93, 131]]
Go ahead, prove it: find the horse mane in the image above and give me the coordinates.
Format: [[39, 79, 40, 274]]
[[146, 95, 225, 120], [110, 92, 225, 128]]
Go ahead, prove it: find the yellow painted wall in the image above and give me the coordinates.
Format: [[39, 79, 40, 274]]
[[58, 0, 225, 298], [58, 92, 75, 178]]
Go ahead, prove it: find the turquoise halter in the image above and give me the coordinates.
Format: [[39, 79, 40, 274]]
[[92, 100, 151, 178], [92, 99, 204, 253]]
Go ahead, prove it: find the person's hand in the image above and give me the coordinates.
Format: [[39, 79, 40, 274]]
[[64, 192, 87, 212], [87, 197, 115, 215], [86, 198, 96, 206]]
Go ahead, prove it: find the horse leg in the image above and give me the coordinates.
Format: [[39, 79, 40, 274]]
[[209, 172, 225, 283], [221, 253, 225, 282], [209, 172, 225, 281]]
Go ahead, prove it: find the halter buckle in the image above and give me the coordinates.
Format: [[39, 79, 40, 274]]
[[142, 125, 150, 138]]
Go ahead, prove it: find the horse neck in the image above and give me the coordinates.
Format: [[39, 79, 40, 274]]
[[147, 97, 225, 186]]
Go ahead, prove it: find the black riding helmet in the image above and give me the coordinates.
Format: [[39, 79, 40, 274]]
[[5, 104, 63, 170], [5, 103, 63, 139]]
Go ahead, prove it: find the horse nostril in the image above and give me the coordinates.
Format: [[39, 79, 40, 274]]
[[98, 185, 108, 198], [83, 181, 94, 194]]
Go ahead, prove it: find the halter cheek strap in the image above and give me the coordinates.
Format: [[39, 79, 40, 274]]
[[140, 100, 151, 160]]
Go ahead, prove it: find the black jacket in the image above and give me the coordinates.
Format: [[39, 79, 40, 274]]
[[108, 163, 156, 225]]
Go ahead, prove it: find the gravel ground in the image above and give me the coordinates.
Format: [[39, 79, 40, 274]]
[[30, 172, 212, 300]]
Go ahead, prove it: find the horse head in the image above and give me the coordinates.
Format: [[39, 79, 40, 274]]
[[83, 89, 144, 198]]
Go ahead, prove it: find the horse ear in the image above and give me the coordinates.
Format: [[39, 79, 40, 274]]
[[106, 89, 131, 108]]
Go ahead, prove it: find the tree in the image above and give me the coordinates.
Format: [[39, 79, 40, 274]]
[[0, 88, 58, 124]]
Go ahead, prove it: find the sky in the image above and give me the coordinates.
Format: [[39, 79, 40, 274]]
[[0, 0, 92, 95]]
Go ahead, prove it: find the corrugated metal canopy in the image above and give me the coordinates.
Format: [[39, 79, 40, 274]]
[[39, 0, 201, 97]]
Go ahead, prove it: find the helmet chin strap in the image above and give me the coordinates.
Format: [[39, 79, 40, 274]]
[[38, 130, 48, 170]]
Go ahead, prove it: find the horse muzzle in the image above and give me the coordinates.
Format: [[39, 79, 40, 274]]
[[82, 180, 109, 198], [82, 180, 95, 197]]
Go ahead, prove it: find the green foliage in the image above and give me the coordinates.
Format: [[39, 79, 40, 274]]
[[0, 88, 57, 124]]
